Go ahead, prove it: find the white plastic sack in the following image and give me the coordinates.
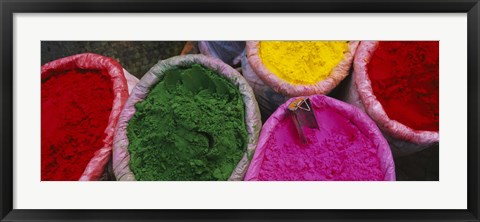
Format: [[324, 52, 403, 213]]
[[245, 95, 396, 181], [112, 54, 262, 181], [42, 53, 130, 181], [343, 41, 439, 156]]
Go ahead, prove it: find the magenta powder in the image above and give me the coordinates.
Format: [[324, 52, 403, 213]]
[[245, 95, 394, 181]]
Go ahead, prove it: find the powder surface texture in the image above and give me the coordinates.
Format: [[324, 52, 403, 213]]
[[127, 64, 248, 181], [259, 41, 349, 85], [257, 102, 384, 181], [41, 69, 114, 181], [367, 41, 439, 131]]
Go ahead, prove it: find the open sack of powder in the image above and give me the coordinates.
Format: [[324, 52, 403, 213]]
[[342, 41, 439, 156], [41, 53, 138, 181], [242, 41, 359, 121], [244, 95, 396, 181], [112, 54, 262, 181]]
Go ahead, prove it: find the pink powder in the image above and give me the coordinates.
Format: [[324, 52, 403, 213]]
[[250, 96, 388, 181]]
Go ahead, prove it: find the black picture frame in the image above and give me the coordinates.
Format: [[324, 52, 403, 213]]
[[1, 0, 479, 221]]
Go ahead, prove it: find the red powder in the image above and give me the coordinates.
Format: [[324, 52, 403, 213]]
[[41, 69, 114, 181], [367, 41, 439, 131]]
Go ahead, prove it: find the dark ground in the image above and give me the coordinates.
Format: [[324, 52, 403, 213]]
[[41, 41, 439, 181], [41, 41, 188, 78]]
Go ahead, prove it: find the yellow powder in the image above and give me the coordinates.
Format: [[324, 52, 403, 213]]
[[259, 41, 349, 85]]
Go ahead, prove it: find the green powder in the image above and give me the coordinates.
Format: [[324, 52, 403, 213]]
[[127, 64, 248, 181]]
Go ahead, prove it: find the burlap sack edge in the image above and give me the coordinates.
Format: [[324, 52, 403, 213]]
[[353, 41, 439, 145], [41, 53, 129, 181], [112, 54, 262, 181], [245, 41, 359, 97], [244, 95, 396, 181]]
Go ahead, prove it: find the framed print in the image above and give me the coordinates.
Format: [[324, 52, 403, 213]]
[[1, 0, 479, 221]]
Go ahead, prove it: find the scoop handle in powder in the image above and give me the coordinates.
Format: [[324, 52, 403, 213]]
[[290, 111, 308, 144], [288, 98, 319, 144]]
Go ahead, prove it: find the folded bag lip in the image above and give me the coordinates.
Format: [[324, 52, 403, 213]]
[[353, 41, 439, 145], [112, 54, 262, 181], [244, 94, 396, 181], [246, 41, 360, 97], [41, 53, 129, 181]]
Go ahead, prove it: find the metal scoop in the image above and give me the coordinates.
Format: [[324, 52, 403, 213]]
[[287, 97, 319, 144]]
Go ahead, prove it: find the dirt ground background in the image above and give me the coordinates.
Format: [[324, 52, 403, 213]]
[[41, 41, 439, 181]]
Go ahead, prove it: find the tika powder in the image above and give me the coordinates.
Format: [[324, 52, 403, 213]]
[[127, 64, 248, 181], [259, 41, 349, 85], [42, 69, 114, 181], [257, 100, 384, 181], [367, 41, 439, 132]]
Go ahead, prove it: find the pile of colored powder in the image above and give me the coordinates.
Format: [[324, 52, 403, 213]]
[[259, 41, 349, 85], [367, 41, 439, 131], [127, 64, 248, 181], [257, 102, 384, 181], [41, 69, 113, 181]]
